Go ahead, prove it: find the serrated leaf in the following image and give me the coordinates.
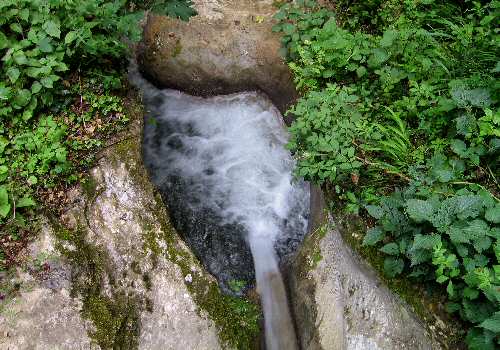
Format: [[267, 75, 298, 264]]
[[463, 287, 480, 300], [485, 204, 500, 224], [450, 139, 467, 156], [380, 30, 397, 47], [31, 81, 42, 94], [42, 21, 60, 38], [380, 242, 399, 255], [448, 223, 470, 244], [14, 89, 31, 107], [65, 31, 78, 45], [13, 50, 28, 65], [436, 275, 448, 283], [447, 280, 454, 297], [473, 236, 492, 253], [362, 226, 385, 246], [0, 31, 8, 50], [455, 195, 484, 220], [412, 234, 441, 250], [365, 205, 384, 219], [10, 23, 22, 34], [383, 257, 404, 277], [479, 312, 500, 332], [406, 199, 434, 222], [409, 248, 432, 266], [465, 328, 496, 350], [38, 36, 53, 53], [464, 219, 489, 240], [6, 67, 20, 83]]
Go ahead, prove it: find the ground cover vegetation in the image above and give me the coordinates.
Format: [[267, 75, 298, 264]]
[[274, 0, 500, 348], [0, 0, 195, 269]]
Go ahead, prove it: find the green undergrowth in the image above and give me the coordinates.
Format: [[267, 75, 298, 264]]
[[0, 0, 196, 270], [274, 0, 500, 348]]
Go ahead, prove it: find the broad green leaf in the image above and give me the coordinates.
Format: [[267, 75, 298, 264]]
[[473, 236, 492, 253], [19, 8, 29, 21], [409, 248, 432, 266], [0, 86, 11, 100], [13, 50, 28, 65], [380, 30, 397, 47], [406, 199, 434, 222], [365, 205, 384, 219], [362, 226, 385, 246], [450, 139, 467, 156], [65, 31, 78, 44], [465, 328, 496, 350], [412, 234, 441, 250], [17, 196, 36, 208], [485, 204, 500, 224], [0, 186, 10, 218], [380, 242, 399, 255], [0, 31, 8, 50], [479, 312, 500, 332], [31, 81, 42, 94], [6, 67, 20, 83], [28, 175, 37, 185], [40, 75, 58, 89], [436, 275, 448, 283], [14, 89, 31, 107], [38, 36, 53, 53], [383, 257, 404, 277], [446, 280, 454, 297], [10, 23, 22, 34], [43, 21, 60, 38], [463, 287, 480, 300]]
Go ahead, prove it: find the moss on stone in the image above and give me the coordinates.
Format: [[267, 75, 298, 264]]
[[51, 220, 142, 350]]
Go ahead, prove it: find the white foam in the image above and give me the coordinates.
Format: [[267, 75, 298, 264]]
[[137, 75, 307, 349]]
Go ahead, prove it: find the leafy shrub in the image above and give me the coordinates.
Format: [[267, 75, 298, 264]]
[[0, 0, 196, 267], [275, 0, 499, 347], [363, 156, 500, 349]]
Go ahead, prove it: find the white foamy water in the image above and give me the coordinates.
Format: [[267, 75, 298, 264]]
[[134, 71, 308, 349]]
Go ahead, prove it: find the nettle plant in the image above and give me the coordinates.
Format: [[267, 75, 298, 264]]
[[275, 0, 499, 348], [363, 156, 500, 349]]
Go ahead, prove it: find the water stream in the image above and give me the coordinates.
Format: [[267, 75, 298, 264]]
[[133, 71, 309, 349]]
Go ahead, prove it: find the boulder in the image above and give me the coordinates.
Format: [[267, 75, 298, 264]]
[[0, 95, 259, 350], [138, 0, 297, 113], [289, 215, 443, 350]]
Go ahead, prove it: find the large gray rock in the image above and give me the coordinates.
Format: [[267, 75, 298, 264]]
[[0, 96, 258, 350], [289, 216, 443, 350], [138, 0, 297, 113]]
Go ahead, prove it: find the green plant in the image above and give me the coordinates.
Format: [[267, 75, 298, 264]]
[[0, 0, 197, 269], [363, 157, 500, 348], [276, 0, 500, 348]]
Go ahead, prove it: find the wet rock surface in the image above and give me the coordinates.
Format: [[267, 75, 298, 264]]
[[289, 216, 443, 350], [138, 0, 297, 113]]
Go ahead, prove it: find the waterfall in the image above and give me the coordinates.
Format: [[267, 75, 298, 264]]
[[132, 70, 309, 349]]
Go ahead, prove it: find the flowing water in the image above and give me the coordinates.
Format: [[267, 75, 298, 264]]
[[133, 71, 309, 349]]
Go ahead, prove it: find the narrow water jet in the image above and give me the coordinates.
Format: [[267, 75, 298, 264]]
[[132, 71, 308, 349]]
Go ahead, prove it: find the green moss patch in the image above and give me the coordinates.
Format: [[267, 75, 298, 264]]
[[52, 221, 142, 350]]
